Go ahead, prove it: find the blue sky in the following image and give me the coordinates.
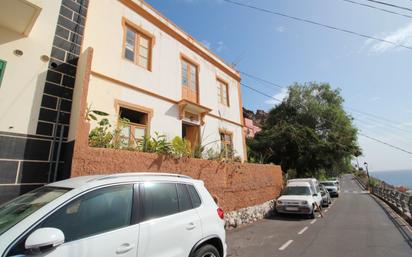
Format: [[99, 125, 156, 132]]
[[147, 0, 412, 172]]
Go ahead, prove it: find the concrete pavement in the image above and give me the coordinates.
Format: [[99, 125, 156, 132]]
[[227, 174, 412, 257]]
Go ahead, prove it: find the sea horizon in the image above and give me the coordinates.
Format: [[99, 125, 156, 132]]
[[370, 169, 412, 189]]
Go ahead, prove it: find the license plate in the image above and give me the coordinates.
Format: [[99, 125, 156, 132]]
[[285, 207, 299, 211]]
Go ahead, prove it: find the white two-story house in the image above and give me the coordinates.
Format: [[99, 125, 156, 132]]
[[0, 0, 246, 204], [81, 0, 247, 159]]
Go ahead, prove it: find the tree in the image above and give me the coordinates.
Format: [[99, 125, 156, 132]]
[[248, 82, 361, 178]]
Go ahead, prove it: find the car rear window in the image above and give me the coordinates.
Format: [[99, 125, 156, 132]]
[[187, 185, 201, 208], [142, 183, 179, 220], [177, 184, 192, 212]]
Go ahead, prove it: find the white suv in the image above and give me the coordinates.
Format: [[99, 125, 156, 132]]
[[0, 173, 226, 257]]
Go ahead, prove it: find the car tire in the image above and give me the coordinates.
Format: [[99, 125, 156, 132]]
[[192, 244, 221, 257]]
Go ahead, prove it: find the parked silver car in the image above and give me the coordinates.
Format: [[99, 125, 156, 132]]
[[320, 184, 332, 207]]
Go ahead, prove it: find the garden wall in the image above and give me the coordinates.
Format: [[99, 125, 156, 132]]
[[71, 122, 283, 212]]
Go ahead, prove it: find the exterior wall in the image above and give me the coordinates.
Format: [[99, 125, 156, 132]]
[[81, 0, 245, 158], [0, 0, 61, 135], [71, 122, 283, 212], [0, 0, 89, 204], [244, 118, 261, 138]]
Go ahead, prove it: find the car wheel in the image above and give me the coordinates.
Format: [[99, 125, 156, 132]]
[[192, 244, 220, 257]]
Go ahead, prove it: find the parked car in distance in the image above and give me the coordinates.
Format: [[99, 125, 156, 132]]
[[319, 184, 332, 207], [276, 181, 318, 219], [329, 178, 340, 191], [287, 178, 322, 207], [0, 173, 226, 257], [320, 181, 340, 197]]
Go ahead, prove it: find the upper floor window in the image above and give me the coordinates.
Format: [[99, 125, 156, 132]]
[[123, 24, 152, 70], [181, 58, 199, 103], [217, 79, 229, 106], [0, 60, 6, 87]]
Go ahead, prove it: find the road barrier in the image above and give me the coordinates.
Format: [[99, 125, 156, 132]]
[[372, 186, 412, 219], [354, 173, 412, 220]]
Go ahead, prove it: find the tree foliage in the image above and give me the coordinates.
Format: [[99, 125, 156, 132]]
[[248, 82, 361, 178]]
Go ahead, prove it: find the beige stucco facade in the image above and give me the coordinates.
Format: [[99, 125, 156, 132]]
[[81, 0, 246, 159], [0, 0, 62, 135]]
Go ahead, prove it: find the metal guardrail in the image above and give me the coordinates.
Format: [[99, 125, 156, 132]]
[[354, 174, 411, 219], [372, 185, 412, 219]]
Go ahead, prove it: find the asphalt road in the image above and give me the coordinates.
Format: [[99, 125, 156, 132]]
[[227, 174, 412, 257]]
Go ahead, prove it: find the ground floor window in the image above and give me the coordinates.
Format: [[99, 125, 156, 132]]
[[219, 129, 234, 158], [117, 104, 152, 147]]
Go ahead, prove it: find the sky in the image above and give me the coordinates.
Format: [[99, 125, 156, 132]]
[[147, 0, 412, 172]]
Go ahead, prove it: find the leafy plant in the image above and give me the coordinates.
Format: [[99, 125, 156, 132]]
[[192, 144, 205, 159], [88, 118, 113, 148], [111, 118, 132, 149], [85, 104, 109, 121], [171, 136, 191, 157]]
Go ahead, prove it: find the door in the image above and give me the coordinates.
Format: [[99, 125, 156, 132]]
[[183, 123, 200, 151], [7, 185, 138, 257], [138, 182, 202, 257]]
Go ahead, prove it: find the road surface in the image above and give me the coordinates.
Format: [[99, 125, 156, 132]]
[[227, 174, 412, 257]]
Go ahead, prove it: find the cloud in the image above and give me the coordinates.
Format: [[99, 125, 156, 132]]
[[365, 22, 412, 53], [265, 88, 288, 105], [398, 122, 412, 128], [216, 41, 226, 52], [275, 26, 285, 33]]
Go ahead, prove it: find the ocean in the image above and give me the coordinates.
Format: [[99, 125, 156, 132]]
[[370, 170, 412, 189]]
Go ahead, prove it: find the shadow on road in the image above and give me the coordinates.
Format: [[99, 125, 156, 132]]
[[371, 196, 412, 249], [265, 213, 310, 222]]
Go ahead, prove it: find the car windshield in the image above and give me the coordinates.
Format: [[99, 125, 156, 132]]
[[321, 182, 335, 187], [283, 186, 311, 196], [0, 186, 70, 236]]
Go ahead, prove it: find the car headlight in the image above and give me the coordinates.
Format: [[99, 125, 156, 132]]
[[301, 201, 308, 205], [277, 200, 283, 205]]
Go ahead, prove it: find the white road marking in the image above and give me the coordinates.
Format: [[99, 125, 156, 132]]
[[310, 219, 317, 224], [344, 190, 349, 193], [324, 209, 328, 213], [298, 226, 308, 235], [279, 240, 293, 251], [353, 191, 358, 193]]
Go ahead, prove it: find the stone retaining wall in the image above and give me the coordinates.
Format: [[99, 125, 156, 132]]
[[225, 199, 276, 229]]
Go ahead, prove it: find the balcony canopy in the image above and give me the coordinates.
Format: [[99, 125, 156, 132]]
[[0, 0, 42, 36]]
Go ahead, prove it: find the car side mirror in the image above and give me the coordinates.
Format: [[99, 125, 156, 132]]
[[25, 228, 64, 254]]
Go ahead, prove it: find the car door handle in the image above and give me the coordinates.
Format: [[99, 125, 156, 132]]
[[186, 222, 196, 230], [116, 243, 134, 254]]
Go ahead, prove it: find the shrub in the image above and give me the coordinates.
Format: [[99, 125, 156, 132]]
[[88, 118, 113, 148]]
